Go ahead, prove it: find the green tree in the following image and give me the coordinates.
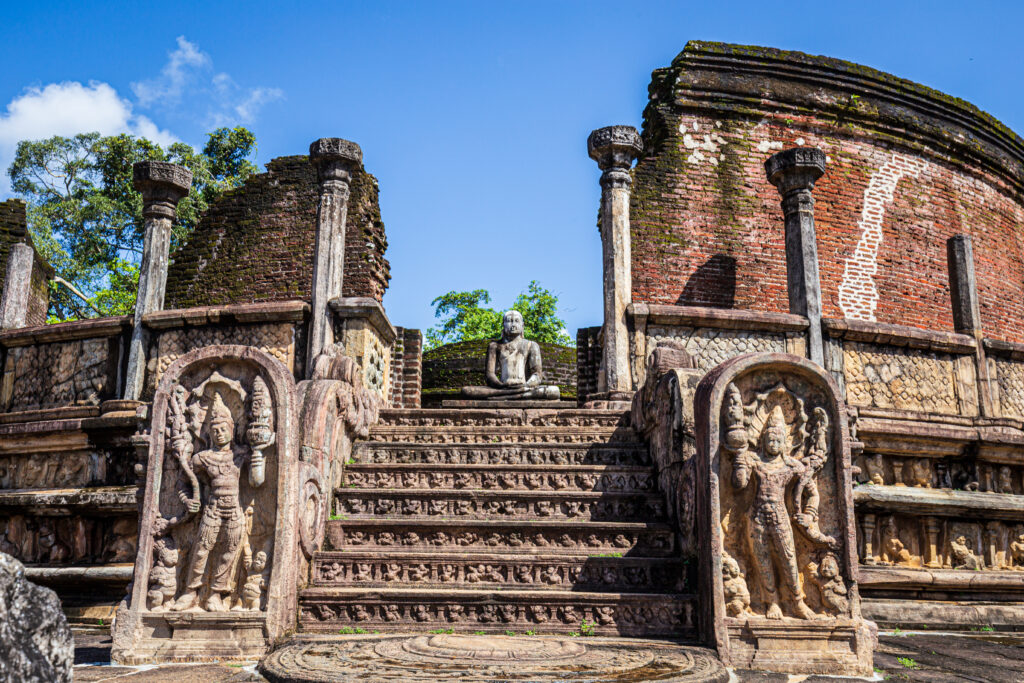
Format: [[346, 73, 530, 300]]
[[426, 281, 571, 349], [8, 127, 258, 321]]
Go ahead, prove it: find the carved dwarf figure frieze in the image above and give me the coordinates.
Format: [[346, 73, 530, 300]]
[[113, 345, 299, 665], [461, 311, 560, 400], [696, 353, 872, 676]]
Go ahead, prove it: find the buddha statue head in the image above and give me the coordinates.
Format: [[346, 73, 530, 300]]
[[502, 310, 524, 342]]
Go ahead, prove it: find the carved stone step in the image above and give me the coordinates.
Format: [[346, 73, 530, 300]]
[[324, 519, 677, 556], [333, 489, 666, 521], [354, 441, 650, 467], [366, 426, 640, 445], [311, 551, 686, 592], [297, 587, 696, 637], [344, 464, 656, 493], [377, 408, 630, 429]]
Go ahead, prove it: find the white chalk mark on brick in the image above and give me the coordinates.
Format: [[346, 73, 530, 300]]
[[838, 153, 927, 321]]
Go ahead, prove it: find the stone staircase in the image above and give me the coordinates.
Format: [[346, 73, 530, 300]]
[[297, 408, 696, 638]]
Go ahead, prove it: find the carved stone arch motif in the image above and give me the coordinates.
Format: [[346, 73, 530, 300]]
[[694, 353, 874, 677], [112, 345, 299, 664]]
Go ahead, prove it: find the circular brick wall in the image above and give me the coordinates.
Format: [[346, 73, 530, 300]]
[[632, 42, 1024, 343]]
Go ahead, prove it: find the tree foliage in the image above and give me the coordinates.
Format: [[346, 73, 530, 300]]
[[8, 127, 259, 320], [426, 281, 572, 349]]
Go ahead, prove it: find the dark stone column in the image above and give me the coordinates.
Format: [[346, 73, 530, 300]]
[[947, 234, 995, 416], [588, 125, 642, 395], [307, 138, 362, 377], [123, 161, 192, 400], [765, 147, 827, 366], [0, 243, 35, 329]]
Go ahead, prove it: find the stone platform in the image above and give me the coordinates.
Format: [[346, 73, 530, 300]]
[[258, 634, 728, 682], [440, 399, 578, 409]]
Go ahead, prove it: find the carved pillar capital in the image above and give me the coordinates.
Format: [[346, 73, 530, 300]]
[[764, 147, 827, 367], [133, 161, 193, 220], [309, 137, 362, 190], [588, 126, 642, 397]]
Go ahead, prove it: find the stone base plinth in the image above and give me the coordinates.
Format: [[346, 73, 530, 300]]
[[441, 399, 578, 409], [113, 611, 268, 664], [722, 617, 876, 676]]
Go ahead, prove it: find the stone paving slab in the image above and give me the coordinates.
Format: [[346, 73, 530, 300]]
[[74, 630, 1024, 682]]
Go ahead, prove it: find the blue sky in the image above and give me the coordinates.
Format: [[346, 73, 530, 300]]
[[2, 1, 1022, 336]]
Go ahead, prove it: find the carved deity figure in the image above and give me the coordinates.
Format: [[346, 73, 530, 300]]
[[147, 539, 179, 611], [722, 554, 751, 617], [240, 550, 267, 610], [950, 535, 983, 570], [724, 384, 832, 620], [998, 466, 1014, 495], [878, 517, 914, 566], [461, 310, 560, 400], [1009, 533, 1024, 570], [862, 453, 885, 485], [170, 384, 272, 612], [807, 553, 848, 615]]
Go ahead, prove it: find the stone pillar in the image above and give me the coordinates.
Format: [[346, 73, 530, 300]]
[[307, 138, 362, 378], [0, 243, 35, 329], [861, 513, 877, 565], [123, 162, 192, 400], [765, 147, 827, 366], [588, 126, 642, 396], [947, 234, 996, 416], [924, 517, 942, 568]]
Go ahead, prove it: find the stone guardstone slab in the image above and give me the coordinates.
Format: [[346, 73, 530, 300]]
[[259, 634, 728, 682], [694, 353, 875, 676], [112, 345, 300, 663]]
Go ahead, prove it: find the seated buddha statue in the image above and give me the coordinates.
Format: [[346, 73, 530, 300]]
[[461, 310, 560, 401]]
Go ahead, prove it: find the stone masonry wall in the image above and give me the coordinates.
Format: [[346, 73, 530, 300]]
[[164, 156, 390, 308], [632, 42, 1024, 343], [0, 199, 50, 326], [422, 339, 577, 405], [388, 327, 422, 409], [576, 326, 602, 402]]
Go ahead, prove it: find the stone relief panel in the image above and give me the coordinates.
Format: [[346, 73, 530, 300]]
[[843, 342, 959, 414], [646, 326, 786, 374], [0, 452, 98, 489], [995, 358, 1024, 419], [1, 338, 115, 412], [854, 452, 1019, 493], [146, 362, 279, 613], [148, 323, 295, 395], [0, 514, 137, 565], [858, 512, 1024, 571]]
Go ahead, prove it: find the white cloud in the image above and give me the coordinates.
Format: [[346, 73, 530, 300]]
[[134, 36, 283, 127], [131, 36, 210, 107], [0, 81, 177, 195]]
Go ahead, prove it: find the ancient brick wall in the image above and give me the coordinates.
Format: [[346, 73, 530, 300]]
[[0, 199, 51, 326], [632, 42, 1024, 343], [576, 326, 602, 402], [164, 156, 390, 308], [388, 327, 422, 408], [422, 339, 577, 405]]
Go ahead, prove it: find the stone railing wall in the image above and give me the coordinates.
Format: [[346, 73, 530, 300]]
[[388, 327, 422, 408]]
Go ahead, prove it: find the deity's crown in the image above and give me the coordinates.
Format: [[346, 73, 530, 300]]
[[209, 391, 233, 426], [766, 405, 786, 433]]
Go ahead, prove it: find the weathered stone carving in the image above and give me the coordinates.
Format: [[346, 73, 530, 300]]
[[112, 345, 299, 664], [696, 353, 873, 676], [0, 552, 73, 683], [950, 534, 983, 570], [461, 311, 560, 400]]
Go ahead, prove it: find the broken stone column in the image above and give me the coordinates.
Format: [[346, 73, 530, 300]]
[[947, 234, 995, 415], [765, 147, 827, 366], [0, 243, 36, 329], [307, 138, 362, 377], [588, 125, 642, 396], [123, 161, 192, 400]]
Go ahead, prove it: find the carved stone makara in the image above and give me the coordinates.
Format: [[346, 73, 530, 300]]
[[695, 353, 874, 676], [112, 346, 300, 663]]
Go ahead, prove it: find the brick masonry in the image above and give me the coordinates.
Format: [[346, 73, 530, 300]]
[[389, 327, 423, 408], [631, 42, 1024, 343], [164, 156, 390, 308], [0, 199, 51, 326]]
